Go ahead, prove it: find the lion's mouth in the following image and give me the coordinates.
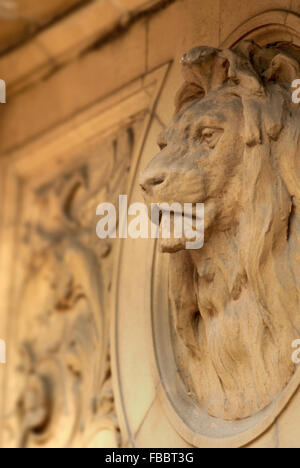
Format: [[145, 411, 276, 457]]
[[155, 206, 203, 225], [150, 204, 204, 251], [153, 204, 202, 219]]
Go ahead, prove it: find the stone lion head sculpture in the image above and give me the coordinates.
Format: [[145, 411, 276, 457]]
[[140, 41, 300, 420]]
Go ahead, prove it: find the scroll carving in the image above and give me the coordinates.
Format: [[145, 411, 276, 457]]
[[5, 126, 139, 447], [141, 42, 300, 420]]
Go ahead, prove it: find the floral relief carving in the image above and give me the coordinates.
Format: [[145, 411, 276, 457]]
[[5, 125, 140, 448]]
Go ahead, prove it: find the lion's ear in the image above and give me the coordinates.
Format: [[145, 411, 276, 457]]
[[175, 46, 227, 114], [174, 82, 204, 114], [264, 53, 300, 84], [220, 47, 264, 96]]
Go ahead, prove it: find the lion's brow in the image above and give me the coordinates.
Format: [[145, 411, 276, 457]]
[[187, 114, 225, 131]]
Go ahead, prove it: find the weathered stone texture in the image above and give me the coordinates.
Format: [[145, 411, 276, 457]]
[[1, 0, 300, 449]]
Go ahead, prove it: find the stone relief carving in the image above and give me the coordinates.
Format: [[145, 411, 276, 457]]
[[141, 42, 300, 421], [5, 126, 140, 448]]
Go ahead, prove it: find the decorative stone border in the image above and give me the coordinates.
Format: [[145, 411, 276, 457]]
[[221, 9, 300, 47]]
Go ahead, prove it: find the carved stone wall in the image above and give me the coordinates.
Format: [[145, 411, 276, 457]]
[[0, 0, 300, 449]]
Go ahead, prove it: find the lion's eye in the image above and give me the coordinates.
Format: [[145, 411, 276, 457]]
[[200, 127, 223, 149]]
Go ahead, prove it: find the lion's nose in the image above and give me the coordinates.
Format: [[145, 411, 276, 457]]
[[140, 174, 166, 194]]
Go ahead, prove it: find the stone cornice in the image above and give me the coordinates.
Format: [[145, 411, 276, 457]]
[[0, 0, 172, 97]]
